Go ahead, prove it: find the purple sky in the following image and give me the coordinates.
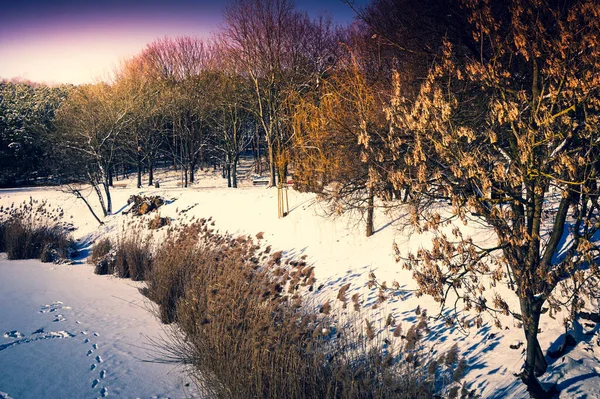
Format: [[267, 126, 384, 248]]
[[0, 0, 366, 85]]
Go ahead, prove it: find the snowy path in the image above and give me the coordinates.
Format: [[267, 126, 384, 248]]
[[0, 257, 196, 399]]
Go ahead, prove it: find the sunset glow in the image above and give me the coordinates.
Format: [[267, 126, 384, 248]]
[[0, 0, 361, 84]]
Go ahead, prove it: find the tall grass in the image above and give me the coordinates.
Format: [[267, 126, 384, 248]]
[[89, 234, 152, 281], [114, 234, 153, 281], [0, 201, 73, 262], [89, 237, 115, 275], [92, 218, 469, 398], [142, 220, 436, 398]]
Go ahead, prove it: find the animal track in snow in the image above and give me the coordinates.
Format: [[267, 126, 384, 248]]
[[92, 343, 98, 349], [100, 370, 106, 379], [87, 350, 94, 356], [92, 379, 99, 388], [53, 314, 66, 322], [90, 364, 97, 371], [96, 355, 103, 363], [39, 301, 70, 313], [0, 331, 75, 352], [100, 386, 108, 397], [84, 338, 90, 343], [3, 331, 23, 339]]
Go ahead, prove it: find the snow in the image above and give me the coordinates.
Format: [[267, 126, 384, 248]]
[[1, 166, 599, 398], [0, 256, 196, 399]]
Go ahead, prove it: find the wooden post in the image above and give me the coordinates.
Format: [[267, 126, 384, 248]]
[[277, 183, 289, 218]]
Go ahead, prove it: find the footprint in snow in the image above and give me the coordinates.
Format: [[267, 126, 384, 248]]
[[92, 379, 99, 389], [93, 332, 100, 337], [87, 349, 94, 356], [96, 355, 103, 363], [90, 364, 97, 371], [39, 301, 70, 313], [92, 343, 98, 350], [100, 370, 106, 379], [53, 314, 66, 322], [84, 338, 90, 343], [100, 386, 108, 397], [2, 331, 23, 339]]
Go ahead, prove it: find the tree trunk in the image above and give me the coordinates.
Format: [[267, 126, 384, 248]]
[[366, 187, 375, 237], [402, 186, 410, 203], [148, 156, 153, 187], [267, 142, 276, 187], [190, 159, 196, 184], [92, 181, 107, 217], [254, 127, 261, 174], [137, 148, 142, 189], [519, 296, 549, 397], [226, 163, 232, 188], [232, 156, 238, 188], [277, 162, 288, 185], [72, 188, 103, 226], [108, 167, 113, 187], [103, 181, 112, 215]]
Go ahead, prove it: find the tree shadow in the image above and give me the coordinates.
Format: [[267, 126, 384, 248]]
[[374, 213, 409, 234], [557, 372, 600, 394]]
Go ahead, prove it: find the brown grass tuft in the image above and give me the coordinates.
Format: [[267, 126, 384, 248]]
[[0, 202, 72, 262], [108, 222, 437, 398]]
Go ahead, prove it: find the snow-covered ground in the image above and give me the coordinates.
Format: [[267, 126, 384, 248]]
[[1, 166, 599, 398], [0, 256, 196, 399]]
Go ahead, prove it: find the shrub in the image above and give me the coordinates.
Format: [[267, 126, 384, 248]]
[[144, 223, 203, 323], [0, 200, 73, 262], [143, 221, 436, 399], [90, 235, 152, 281], [114, 235, 152, 281], [94, 253, 116, 275], [1, 218, 72, 262], [89, 238, 115, 275], [0, 223, 6, 253], [89, 238, 112, 264], [148, 214, 170, 230]]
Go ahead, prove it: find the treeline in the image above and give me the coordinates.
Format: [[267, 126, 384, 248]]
[[0, 81, 70, 186], [2, 0, 600, 395]]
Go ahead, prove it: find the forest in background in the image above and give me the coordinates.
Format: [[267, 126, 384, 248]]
[[1, 0, 600, 396]]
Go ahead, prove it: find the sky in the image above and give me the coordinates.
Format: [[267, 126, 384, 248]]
[[0, 0, 366, 85]]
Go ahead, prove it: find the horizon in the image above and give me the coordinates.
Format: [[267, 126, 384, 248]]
[[0, 0, 365, 85]]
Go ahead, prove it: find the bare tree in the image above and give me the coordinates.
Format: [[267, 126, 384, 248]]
[[57, 83, 133, 217], [222, 0, 314, 186], [210, 68, 254, 188], [139, 37, 215, 186], [113, 55, 163, 188]]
